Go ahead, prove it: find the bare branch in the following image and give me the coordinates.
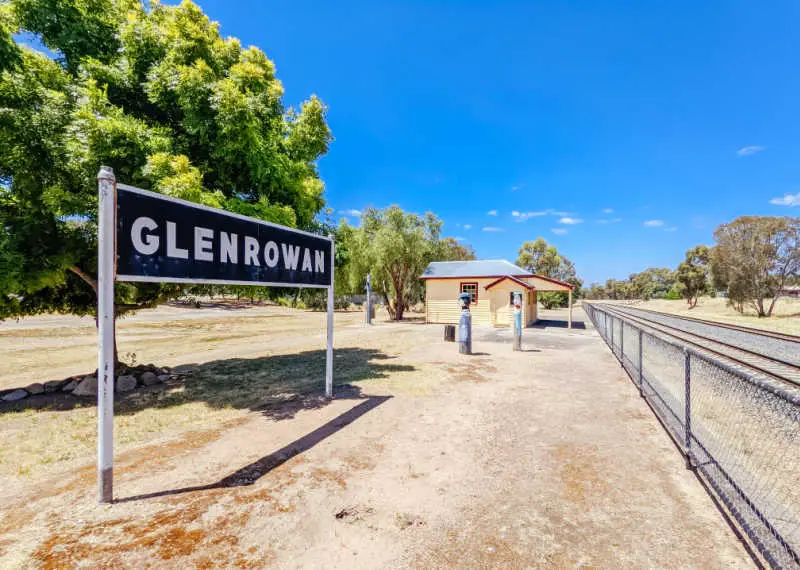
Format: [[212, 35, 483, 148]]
[[68, 265, 98, 295]]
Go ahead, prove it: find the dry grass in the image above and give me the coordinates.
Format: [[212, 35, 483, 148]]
[[0, 303, 433, 484], [605, 297, 800, 335]]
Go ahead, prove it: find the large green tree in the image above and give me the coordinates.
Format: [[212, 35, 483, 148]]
[[0, 0, 331, 324], [675, 245, 710, 309], [709, 216, 799, 316], [343, 207, 470, 320]]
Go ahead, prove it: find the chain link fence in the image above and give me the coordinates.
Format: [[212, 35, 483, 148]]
[[583, 303, 800, 570]]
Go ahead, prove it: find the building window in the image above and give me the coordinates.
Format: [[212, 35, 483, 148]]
[[460, 282, 478, 304]]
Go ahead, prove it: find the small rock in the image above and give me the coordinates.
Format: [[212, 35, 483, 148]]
[[45, 379, 67, 393], [2, 389, 29, 402], [156, 374, 169, 383], [62, 379, 79, 392], [26, 383, 44, 395], [116, 375, 137, 393], [140, 371, 158, 386], [73, 376, 98, 397]]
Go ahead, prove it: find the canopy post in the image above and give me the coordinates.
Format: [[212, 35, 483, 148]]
[[568, 289, 573, 329]]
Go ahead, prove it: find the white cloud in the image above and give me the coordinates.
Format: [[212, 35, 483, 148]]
[[596, 217, 622, 224], [769, 192, 800, 207], [665, 226, 678, 232], [463, 224, 472, 230], [643, 220, 664, 227], [512, 210, 548, 222], [454, 236, 466, 241], [551, 228, 568, 235], [339, 208, 361, 217], [737, 145, 765, 156], [510, 184, 525, 191], [510, 208, 575, 222], [487, 209, 498, 216], [558, 217, 583, 225], [482, 226, 503, 232], [602, 208, 614, 214]]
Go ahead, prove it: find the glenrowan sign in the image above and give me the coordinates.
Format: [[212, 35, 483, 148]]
[[95, 167, 335, 504], [116, 184, 333, 287]]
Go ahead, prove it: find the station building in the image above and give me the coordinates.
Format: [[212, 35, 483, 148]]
[[421, 259, 574, 327]]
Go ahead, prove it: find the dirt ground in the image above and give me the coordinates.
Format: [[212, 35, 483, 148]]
[[605, 297, 800, 335], [0, 303, 754, 569]]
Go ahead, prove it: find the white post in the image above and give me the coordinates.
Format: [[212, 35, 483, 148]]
[[97, 166, 116, 503], [568, 289, 573, 329], [325, 240, 335, 398]]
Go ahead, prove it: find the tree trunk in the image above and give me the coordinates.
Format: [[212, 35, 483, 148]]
[[766, 293, 781, 317], [71, 265, 122, 365]]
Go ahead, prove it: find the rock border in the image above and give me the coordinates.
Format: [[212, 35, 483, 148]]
[[0, 364, 182, 402]]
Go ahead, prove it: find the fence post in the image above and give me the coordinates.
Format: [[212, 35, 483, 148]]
[[620, 320, 624, 366], [684, 349, 693, 470], [638, 329, 644, 397], [610, 315, 615, 355]]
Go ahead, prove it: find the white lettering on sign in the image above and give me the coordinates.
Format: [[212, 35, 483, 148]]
[[315, 250, 325, 273], [264, 241, 279, 268], [244, 237, 260, 266], [166, 221, 189, 259], [220, 232, 238, 264], [282, 243, 300, 270], [194, 227, 214, 262], [131, 217, 159, 255], [126, 217, 328, 275]]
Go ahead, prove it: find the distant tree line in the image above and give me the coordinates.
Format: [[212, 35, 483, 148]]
[[584, 216, 799, 317]]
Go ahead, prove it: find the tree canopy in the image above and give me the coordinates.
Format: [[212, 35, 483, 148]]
[[675, 245, 710, 308], [0, 0, 331, 319], [710, 216, 799, 316], [341, 207, 472, 320], [515, 238, 582, 308]]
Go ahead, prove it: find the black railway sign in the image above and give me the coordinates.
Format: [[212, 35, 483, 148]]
[[115, 184, 333, 288]]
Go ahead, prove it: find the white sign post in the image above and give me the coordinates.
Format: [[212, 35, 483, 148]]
[[97, 166, 116, 504], [95, 166, 335, 503]]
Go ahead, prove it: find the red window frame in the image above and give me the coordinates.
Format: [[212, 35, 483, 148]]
[[460, 282, 479, 304]]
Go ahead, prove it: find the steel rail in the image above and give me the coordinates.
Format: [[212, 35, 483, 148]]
[[607, 303, 800, 343], [599, 304, 800, 389]]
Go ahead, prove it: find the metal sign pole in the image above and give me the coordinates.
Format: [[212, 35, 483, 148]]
[[325, 241, 335, 398], [365, 273, 372, 325], [97, 166, 116, 504]]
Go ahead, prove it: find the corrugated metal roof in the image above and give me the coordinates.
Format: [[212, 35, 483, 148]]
[[421, 259, 530, 279]]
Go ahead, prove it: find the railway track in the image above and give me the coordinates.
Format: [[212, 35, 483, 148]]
[[610, 303, 800, 343], [597, 304, 800, 389]]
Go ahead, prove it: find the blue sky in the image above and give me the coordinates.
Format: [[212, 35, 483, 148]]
[[196, 0, 799, 284]]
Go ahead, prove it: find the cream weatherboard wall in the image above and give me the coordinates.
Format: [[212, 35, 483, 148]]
[[424, 275, 569, 327], [425, 277, 497, 326]]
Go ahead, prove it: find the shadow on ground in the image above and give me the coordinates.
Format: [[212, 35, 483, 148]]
[[530, 319, 587, 330], [115, 392, 391, 503], [0, 348, 414, 421]]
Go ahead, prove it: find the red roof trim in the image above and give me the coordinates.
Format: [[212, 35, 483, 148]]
[[529, 274, 575, 290], [484, 275, 533, 290], [422, 273, 574, 290], [420, 274, 535, 280]]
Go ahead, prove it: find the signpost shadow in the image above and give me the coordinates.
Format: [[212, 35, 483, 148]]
[[115, 393, 391, 503]]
